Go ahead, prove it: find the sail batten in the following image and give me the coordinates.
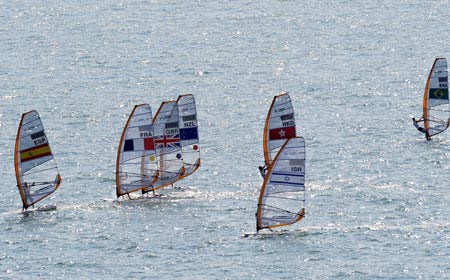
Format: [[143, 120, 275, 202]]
[[14, 110, 61, 210]]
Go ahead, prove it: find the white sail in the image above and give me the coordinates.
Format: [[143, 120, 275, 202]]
[[256, 137, 305, 232], [263, 93, 296, 167], [177, 94, 200, 177], [14, 110, 61, 210], [143, 101, 185, 193], [423, 57, 450, 138], [116, 104, 157, 198]]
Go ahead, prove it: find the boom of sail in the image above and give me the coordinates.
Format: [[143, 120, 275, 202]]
[[116, 104, 157, 198], [177, 94, 200, 178], [256, 137, 306, 232], [422, 57, 450, 139], [263, 93, 296, 168], [14, 110, 61, 210], [143, 101, 185, 193]]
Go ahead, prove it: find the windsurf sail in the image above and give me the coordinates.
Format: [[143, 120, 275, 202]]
[[422, 57, 450, 139], [177, 94, 200, 178], [116, 104, 158, 198], [263, 93, 296, 168], [143, 101, 185, 193], [14, 110, 61, 210], [256, 137, 306, 232]]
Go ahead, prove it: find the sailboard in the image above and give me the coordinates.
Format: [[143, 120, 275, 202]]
[[256, 137, 306, 233], [116, 104, 158, 199], [177, 94, 200, 178], [420, 57, 450, 139], [14, 110, 61, 211], [263, 93, 296, 168], [142, 101, 185, 194]]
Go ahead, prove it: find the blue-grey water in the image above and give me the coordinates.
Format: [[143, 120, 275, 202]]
[[1, 0, 450, 279]]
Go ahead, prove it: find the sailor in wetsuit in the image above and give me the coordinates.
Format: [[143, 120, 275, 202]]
[[258, 165, 267, 178], [412, 117, 431, 140]]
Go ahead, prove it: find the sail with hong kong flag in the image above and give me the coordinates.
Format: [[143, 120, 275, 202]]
[[263, 93, 297, 167], [142, 101, 185, 194]]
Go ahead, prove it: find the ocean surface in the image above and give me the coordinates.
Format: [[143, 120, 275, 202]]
[[1, 0, 450, 279]]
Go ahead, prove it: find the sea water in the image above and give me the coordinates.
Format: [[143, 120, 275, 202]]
[[0, 0, 449, 278]]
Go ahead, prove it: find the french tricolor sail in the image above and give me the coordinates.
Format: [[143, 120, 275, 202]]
[[177, 94, 200, 178], [263, 93, 296, 168], [422, 57, 450, 139], [256, 137, 306, 232], [116, 104, 157, 198], [143, 101, 185, 193], [14, 110, 61, 210]]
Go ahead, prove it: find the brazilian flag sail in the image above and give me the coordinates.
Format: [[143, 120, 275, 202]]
[[422, 58, 450, 139]]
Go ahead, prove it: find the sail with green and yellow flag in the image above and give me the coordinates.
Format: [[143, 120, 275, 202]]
[[415, 58, 450, 140]]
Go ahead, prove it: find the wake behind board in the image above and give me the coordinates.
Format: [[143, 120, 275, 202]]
[[102, 194, 165, 203], [241, 232, 258, 238], [241, 230, 289, 238], [21, 204, 57, 215], [36, 204, 57, 211], [242, 229, 306, 238]]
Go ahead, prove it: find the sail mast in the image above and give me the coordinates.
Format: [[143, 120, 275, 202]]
[[14, 113, 28, 209]]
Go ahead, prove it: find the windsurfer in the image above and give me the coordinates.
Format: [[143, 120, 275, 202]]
[[23, 182, 33, 203], [258, 165, 267, 178], [412, 118, 431, 140], [23, 182, 30, 196]]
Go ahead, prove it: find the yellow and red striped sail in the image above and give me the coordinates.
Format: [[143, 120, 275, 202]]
[[422, 58, 450, 139], [116, 104, 157, 198], [142, 101, 185, 193], [256, 137, 306, 232], [177, 94, 200, 179], [263, 93, 296, 168], [14, 110, 61, 210]]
